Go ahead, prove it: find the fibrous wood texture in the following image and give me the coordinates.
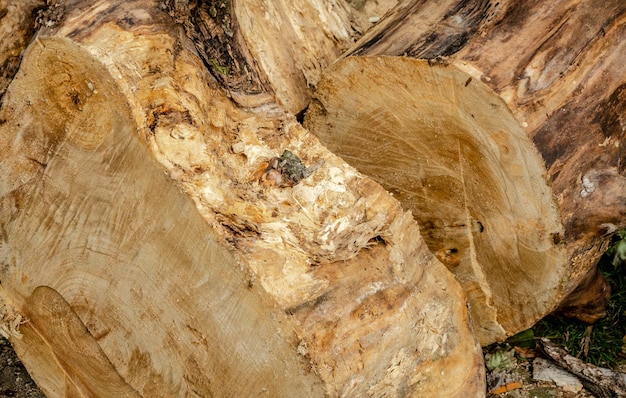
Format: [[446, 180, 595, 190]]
[[0, 0, 484, 396], [305, 0, 626, 344]]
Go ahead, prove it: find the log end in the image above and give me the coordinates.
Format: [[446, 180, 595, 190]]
[[305, 56, 569, 345]]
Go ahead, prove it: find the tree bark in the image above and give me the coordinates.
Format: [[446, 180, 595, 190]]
[[538, 338, 626, 398], [0, 0, 484, 396], [164, 0, 398, 115], [304, 0, 625, 344], [0, 0, 45, 100]]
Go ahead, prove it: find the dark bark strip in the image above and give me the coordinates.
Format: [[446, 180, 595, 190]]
[[0, 0, 46, 102], [164, 0, 268, 95], [348, 0, 498, 58]]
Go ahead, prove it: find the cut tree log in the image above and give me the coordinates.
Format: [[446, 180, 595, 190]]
[[0, 0, 485, 396], [305, 0, 626, 345], [306, 56, 567, 346], [164, 0, 398, 115]]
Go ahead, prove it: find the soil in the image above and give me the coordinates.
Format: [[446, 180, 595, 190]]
[[0, 337, 45, 398]]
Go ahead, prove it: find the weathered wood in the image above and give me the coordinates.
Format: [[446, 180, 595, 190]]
[[538, 338, 626, 398], [0, 0, 485, 396], [305, 0, 625, 344]]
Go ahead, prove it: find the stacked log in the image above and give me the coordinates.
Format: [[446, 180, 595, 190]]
[[0, 0, 623, 395]]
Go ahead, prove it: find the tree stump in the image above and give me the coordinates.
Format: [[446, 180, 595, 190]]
[[305, 0, 625, 345], [0, 0, 484, 396]]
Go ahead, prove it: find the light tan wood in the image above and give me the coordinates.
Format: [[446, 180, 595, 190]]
[[233, 0, 363, 113], [305, 0, 626, 344], [0, 34, 323, 396], [0, 0, 485, 396], [305, 56, 567, 345]]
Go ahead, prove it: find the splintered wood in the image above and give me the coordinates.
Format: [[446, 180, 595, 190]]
[[0, 0, 484, 396]]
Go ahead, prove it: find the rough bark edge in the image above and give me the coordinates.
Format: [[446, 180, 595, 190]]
[[0, 292, 25, 339], [538, 338, 626, 398]]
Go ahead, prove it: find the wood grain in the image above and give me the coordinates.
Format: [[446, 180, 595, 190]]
[[0, 0, 485, 395], [307, 0, 625, 342]]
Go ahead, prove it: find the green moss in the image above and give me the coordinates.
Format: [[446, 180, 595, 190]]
[[209, 59, 230, 76], [485, 347, 516, 371]]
